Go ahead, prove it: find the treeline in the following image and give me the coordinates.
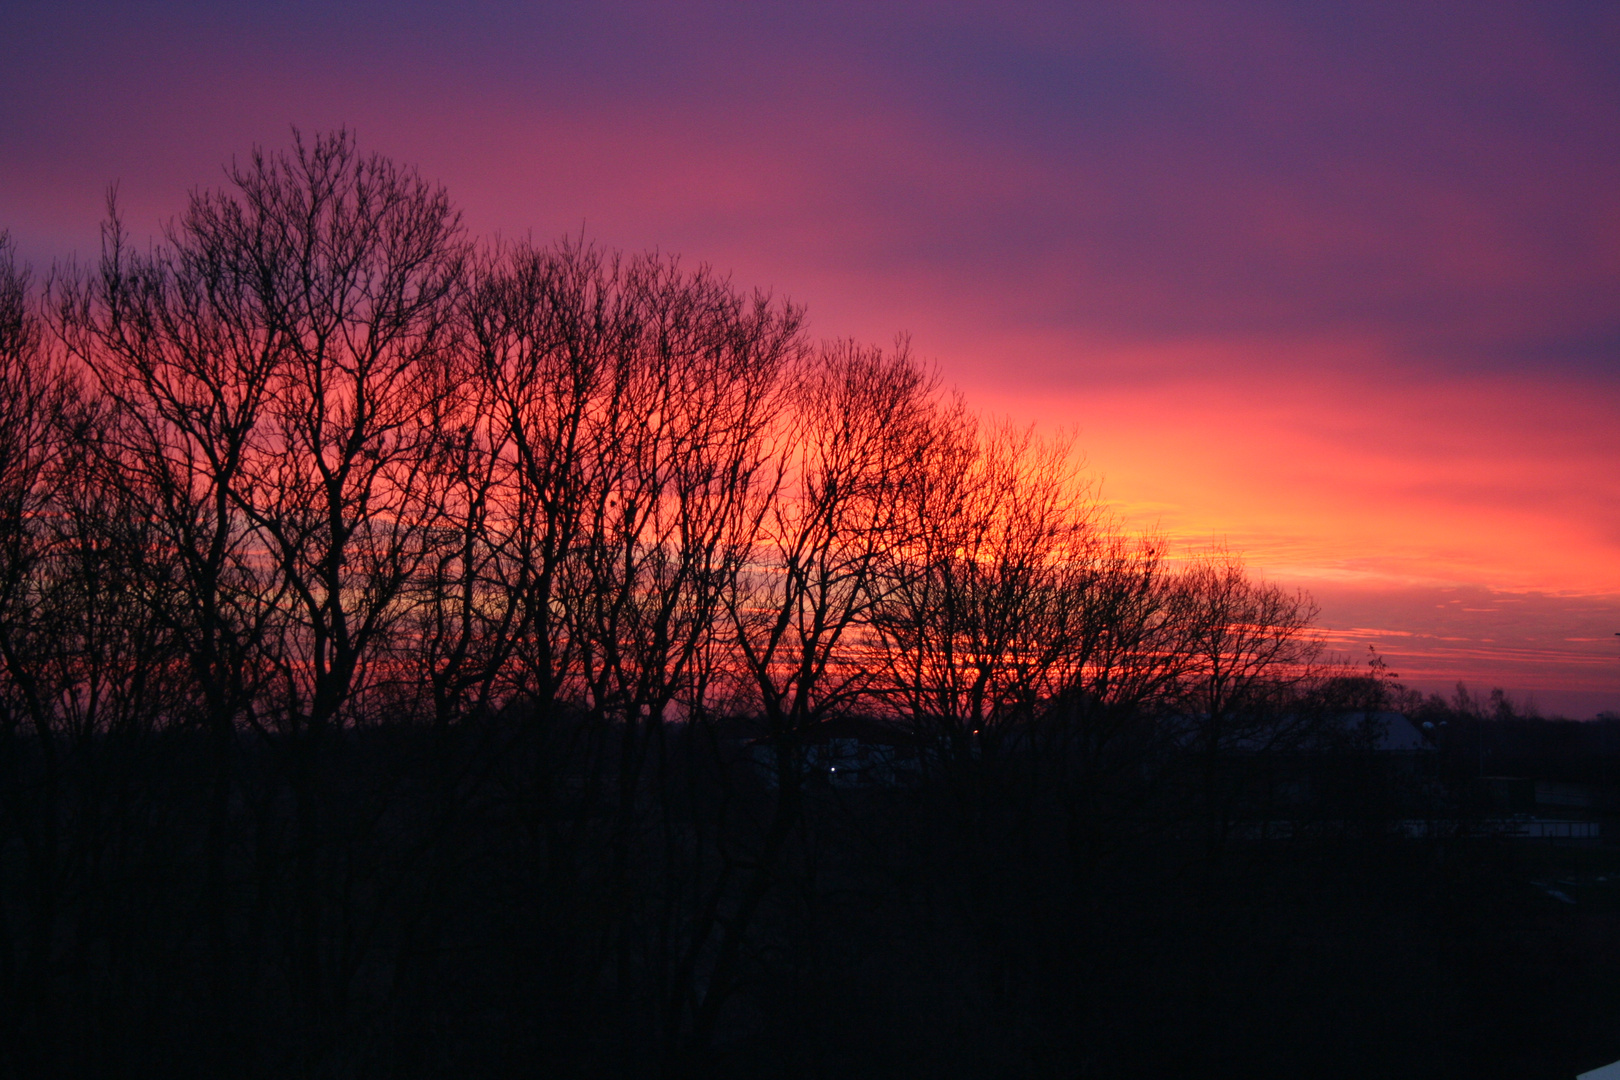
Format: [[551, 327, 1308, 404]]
[[1400, 683, 1620, 791], [1, 134, 1608, 1079]]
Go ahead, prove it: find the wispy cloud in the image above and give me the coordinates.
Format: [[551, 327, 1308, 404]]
[[3, 0, 1616, 710]]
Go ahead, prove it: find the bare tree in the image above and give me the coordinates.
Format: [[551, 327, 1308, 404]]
[[732, 339, 938, 742], [59, 131, 468, 1066], [1171, 550, 1323, 753], [211, 134, 466, 1059], [54, 178, 303, 1063], [871, 415, 1104, 765], [572, 255, 799, 741], [0, 232, 74, 1068], [223, 132, 466, 738], [459, 239, 807, 1070], [466, 240, 637, 719], [1, 232, 187, 1074], [0, 232, 73, 739], [1161, 549, 1325, 896], [676, 339, 937, 1059]]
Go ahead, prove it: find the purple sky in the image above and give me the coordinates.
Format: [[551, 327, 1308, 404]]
[[3, 1, 1618, 713]]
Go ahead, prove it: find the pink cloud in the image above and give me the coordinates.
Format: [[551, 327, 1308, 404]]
[[5, 0, 1617, 711]]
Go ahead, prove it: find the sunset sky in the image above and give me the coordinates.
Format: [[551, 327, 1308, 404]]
[[3, 1, 1617, 713]]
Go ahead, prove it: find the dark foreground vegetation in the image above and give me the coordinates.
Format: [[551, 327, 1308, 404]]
[[2, 133, 1617, 1078]]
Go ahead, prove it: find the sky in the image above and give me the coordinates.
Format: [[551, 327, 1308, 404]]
[[2, 0, 1617, 714]]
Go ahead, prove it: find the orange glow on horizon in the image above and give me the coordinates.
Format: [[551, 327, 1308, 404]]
[[943, 343, 1619, 714]]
